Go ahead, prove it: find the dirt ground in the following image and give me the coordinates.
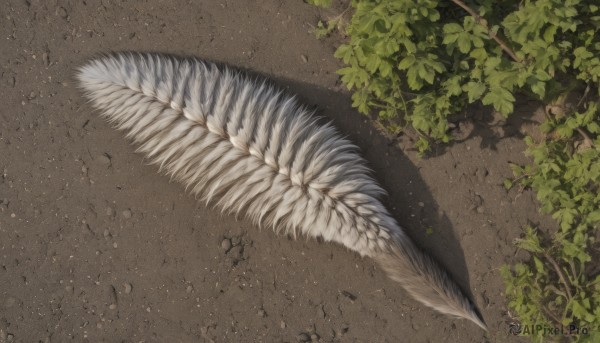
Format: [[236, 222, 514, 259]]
[[0, 0, 556, 342]]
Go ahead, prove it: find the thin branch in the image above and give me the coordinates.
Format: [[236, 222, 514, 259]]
[[510, 173, 532, 185], [575, 84, 591, 109], [450, 0, 521, 62]]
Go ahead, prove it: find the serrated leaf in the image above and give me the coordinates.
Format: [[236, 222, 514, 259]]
[[444, 76, 462, 96], [398, 55, 416, 70], [417, 63, 435, 84], [515, 227, 543, 253], [463, 82, 486, 103], [543, 25, 557, 42], [482, 86, 515, 115], [530, 80, 546, 99], [470, 48, 487, 61], [533, 256, 545, 274]]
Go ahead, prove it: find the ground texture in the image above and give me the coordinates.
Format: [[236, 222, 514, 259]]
[[1, 1, 554, 342]]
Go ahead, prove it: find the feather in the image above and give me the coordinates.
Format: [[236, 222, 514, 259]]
[[76, 52, 487, 330]]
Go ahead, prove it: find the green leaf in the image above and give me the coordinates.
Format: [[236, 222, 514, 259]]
[[398, 55, 416, 70], [444, 76, 463, 96], [514, 226, 543, 253], [463, 82, 486, 103], [457, 33, 472, 54], [470, 48, 488, 61], [306, 0, 331, 8], [482, 87, 515, 115], [443, 23, 463, 34]]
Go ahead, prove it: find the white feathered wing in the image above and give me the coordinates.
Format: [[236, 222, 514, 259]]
[[77, 52, 487, 330]]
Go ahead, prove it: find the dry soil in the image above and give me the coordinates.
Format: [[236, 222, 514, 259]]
[[1, 0, 555, 342]]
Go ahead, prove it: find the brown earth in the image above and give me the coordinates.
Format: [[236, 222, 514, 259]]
[[0, 0, 555, 342]]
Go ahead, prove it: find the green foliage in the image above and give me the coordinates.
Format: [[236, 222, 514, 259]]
[[315, 0, 600, 154], [309, 0, 600, 341], [306, 0, 332, 8], [312, 17, 347, 39], [502, 102, 600, 341]]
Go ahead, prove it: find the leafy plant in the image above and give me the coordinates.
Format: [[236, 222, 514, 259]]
[[309, 0, 600, 341], [313, 0, 600, 154], [306, 0, 333, 8], [311, 5, 351, 39], [501, 101, 600, 341]]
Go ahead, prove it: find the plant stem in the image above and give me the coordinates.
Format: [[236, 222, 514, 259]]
[[511, 173, 532, 184], [450, 0, 521, 62], [575, 84, 591, 109], [544, 252, 573, 303], [576, 127, 595, 148], [541, 304, 562, 327]]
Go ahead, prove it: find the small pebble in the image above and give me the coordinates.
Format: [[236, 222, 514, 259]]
[[81, 223, 91, 233], [478, 292, 489, 307], [109, 303, 117, 310], [280, 321, 286, 329], [341, 290, 356, 301], [300, 54, 308, 63], [103, 229, 110, 237], [220, 238, 232, 252], [317, 306, 325, 318], [121, 209, 132, 219], [475, 168, 488, 182], [10, 213, 15, 218], [229, 245, 242, 259], [336, 327, 348, 337], [97, 154, 111, 166], [96, 322, 102, 329], [230, 235, 242, 246], [124, 283, 132, 294], [310, 333, 319, 341], [257, 309, 266, 318], [146, 307, 151, 312], [65, 285, 74, 293], [57, 6, 68, 18], [476, 206, 485, 214], [186, 285, 193, 293], [105, 207, 114, 217], [81, 166, 88, 173], [112, 242, 118, 248], [297, 333, 310, 342], [417, 202, 424, 207]]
